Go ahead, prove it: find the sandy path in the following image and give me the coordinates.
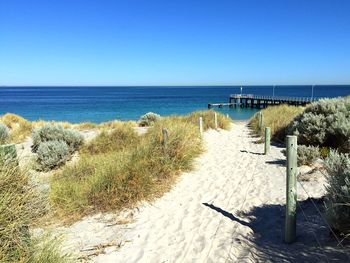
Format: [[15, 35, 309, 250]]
[[59, 122, 348, 262]]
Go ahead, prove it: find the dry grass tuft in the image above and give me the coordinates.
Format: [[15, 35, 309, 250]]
[[249, 105, 304, 143], [0, 113, 32, 143]]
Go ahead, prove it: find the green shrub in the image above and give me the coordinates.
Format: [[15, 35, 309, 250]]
[[32, 125, 83, 153], [324, 151, 350, 237], [0, 122, 9, 144], [297, 145, 320, 166], [288, 97, 350, 152], [138, 112, 161, 127], [36, 141, 70, 171], [249, 105, 304, 143]]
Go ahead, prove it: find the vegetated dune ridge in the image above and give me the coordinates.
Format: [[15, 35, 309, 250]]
[[58, 122, 349, 262]]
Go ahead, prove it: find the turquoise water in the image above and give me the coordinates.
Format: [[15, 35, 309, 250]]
[[0, 86, 349, 123]]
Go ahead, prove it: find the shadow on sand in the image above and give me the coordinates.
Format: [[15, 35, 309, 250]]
[[203, 199, 350, 262], [240, 150, 264, 156]]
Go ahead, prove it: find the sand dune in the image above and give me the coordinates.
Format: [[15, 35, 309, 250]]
[[58, 122, 348, 262]]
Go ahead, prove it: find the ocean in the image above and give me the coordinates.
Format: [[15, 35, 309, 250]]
[[0, 85, 349, 123]]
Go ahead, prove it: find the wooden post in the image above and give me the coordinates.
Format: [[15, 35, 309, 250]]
[[0, 144, 18, 166], [258, 112, 264, 132], [285, 135, 297, 243], [214, 113, 218, 129], [264, 127, 270, 155], [162, 128, 169, 154], [199, 117, 203, 137]]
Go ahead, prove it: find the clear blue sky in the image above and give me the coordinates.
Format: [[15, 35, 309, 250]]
[[1, 0, 350, 86]]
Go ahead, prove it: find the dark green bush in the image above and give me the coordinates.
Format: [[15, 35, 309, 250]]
[[36, 141, 70, 171], [324, 151, 350, 237], [288, 97, 350, 152]]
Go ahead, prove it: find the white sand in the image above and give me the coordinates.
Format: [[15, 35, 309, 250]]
[[56, 122, 349, 262]]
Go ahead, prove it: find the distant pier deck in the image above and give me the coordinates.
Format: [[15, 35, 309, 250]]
[[208, 94, 323, 109]]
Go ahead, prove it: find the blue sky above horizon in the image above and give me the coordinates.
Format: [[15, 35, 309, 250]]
[[1, 0, 350, 86]]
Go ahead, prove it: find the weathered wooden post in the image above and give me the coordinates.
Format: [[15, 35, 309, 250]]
[[162, 128, 169, 154], [258, 112, 263, 131], [0, 144, 18, 166], [214, 113, 218, 130], [285, 135, 297, 243], [264, 127, 270, 155], [199, 117, 203, 137]]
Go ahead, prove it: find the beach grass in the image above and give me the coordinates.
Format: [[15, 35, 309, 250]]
[[0, 164, 68, 262], [249, 105, 304, 143], [50, 111, 230, 220], [0, 113, 32, 143]]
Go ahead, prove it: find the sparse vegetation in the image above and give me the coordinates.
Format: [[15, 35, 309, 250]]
[[288, 97, 350, 153], [183, 110, 231, 130], [0, 122, 9, 144], [249, 105, 304, 142], [138, 112, 161, 127], [324, 150, 350, 237]]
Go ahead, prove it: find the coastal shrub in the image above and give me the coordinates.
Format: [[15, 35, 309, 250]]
[[324, 151, 350, 237], [32, 125, 83, 153], [0, 113, 32, 143], [138, 112, 161, 127], [36, 141, 70, 171], [183, 110, 231, 130], [0, 122, 9, 144], [288, 97, 350, 152], [249, 105, 304, 143], [82, 124, 139, 155], [50, 117, 202, 218], [297, 145, 320, 166], [0, 163, 68, 262]]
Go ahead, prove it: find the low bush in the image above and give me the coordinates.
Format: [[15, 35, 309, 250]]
[[36, 141, 70, 171], [249, 105, 304, 143], [297, 145, 320, 166], [50, 117, 203, 218], [138, 112, 161, 127], [32, 125, 83, 153], [288, 97, 350, 153], [0, 122, 9, 144], [324, 151, 350, 237]]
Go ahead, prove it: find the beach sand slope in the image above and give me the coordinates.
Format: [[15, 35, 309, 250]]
[[61, 122, 348, 262]]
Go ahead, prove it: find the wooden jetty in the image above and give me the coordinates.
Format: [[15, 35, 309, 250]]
[[208, 94, 323, 109]]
